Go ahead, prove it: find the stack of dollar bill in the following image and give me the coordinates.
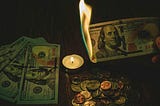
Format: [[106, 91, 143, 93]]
[[0, 36, 60, 104]]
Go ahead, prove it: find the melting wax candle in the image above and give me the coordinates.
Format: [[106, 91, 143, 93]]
[[62, 54, 84, 69]]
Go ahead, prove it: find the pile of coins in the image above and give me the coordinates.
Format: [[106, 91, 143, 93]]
[[70, 74, 130, 106]]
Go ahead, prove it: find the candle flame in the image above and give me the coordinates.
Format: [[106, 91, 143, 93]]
[[70, 56, 74, 63], [79, 0, 93, 61]]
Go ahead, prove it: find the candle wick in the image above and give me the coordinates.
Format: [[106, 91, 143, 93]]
[[71, 56, 74, 64]]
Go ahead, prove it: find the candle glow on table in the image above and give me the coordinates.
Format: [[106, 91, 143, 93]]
[[62, 54, 84, 69]]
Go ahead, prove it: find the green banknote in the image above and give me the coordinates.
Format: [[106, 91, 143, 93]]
[[0, 44, 10, 64], [87, 17, 160, 63], [25, 37, 49, 45], [0, 37, 29, 72], [0, 47, 27, 103], [0, 44, 10, 53], [0, 36, 28, 57], [0, 36, 49, 103], [0, 36, 33, 102], [17, 44, 60, 104], [0, 36, 48, 72], [0, 71, 19, 102]]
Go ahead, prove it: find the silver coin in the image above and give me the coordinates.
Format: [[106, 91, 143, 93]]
[[71, 84, 82, 92], [91, 89, 102, 98], [115, 96, 126, 105], [86, 80, 100, 91], [80, 80, 90, 91], [71, 76, 81, 85], [83, 100, 96, 106], [80, 90, 92, 99], [111, 82, 119, 90]]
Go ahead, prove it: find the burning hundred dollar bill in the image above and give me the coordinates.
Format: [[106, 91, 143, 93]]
[[86, 17, 160, 63]]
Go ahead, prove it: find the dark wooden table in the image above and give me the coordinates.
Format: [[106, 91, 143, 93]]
[[1, 0, 160, 106]]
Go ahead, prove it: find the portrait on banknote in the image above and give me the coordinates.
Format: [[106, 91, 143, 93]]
[[96, 24, 126, 59], [88, 17, 160, 62]]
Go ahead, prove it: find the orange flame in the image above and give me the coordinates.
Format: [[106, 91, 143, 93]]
[[79, 0, 93, 61]]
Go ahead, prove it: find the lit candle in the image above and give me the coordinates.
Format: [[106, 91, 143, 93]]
[[62, 54, 84, 70], [70, 56, 74, 64]]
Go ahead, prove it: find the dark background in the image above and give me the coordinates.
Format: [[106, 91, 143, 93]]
[[0, 0, 160, 106]]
